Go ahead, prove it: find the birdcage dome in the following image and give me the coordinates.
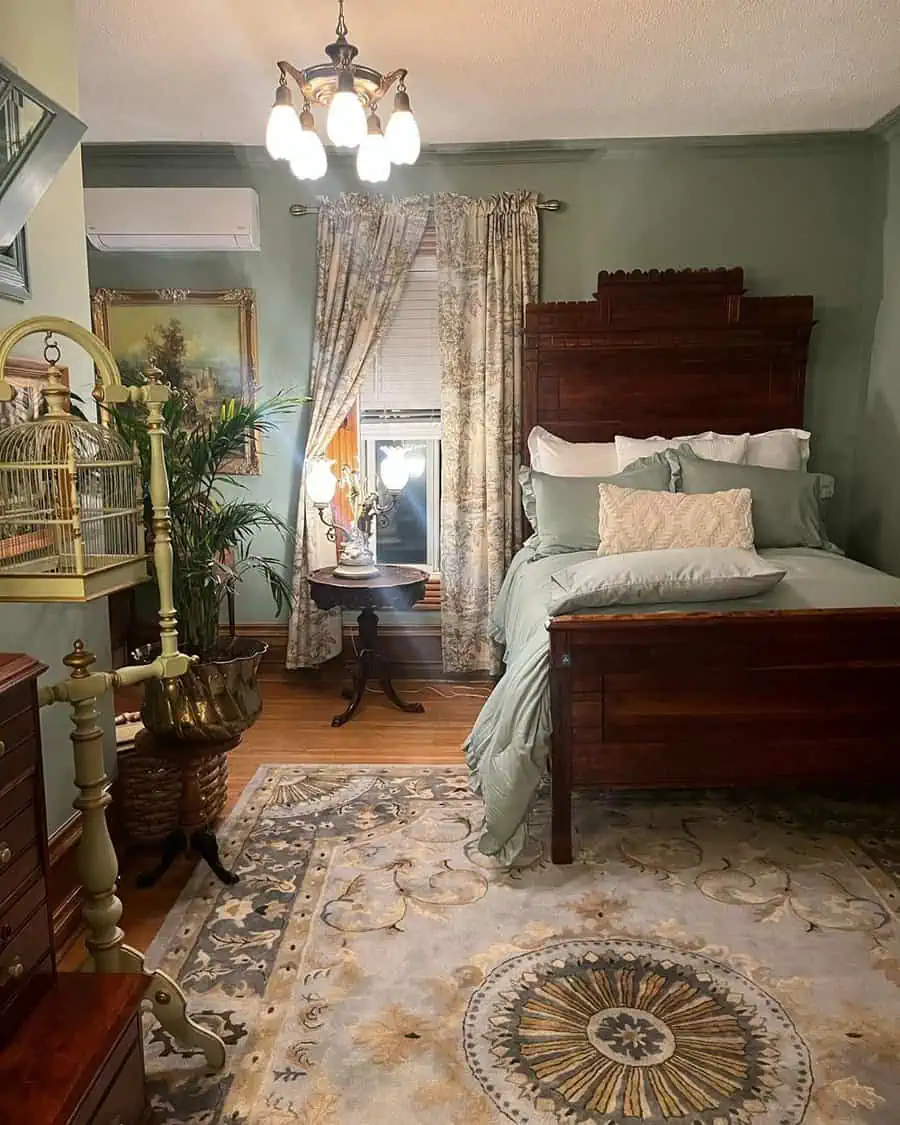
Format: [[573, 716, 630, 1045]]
[[0, 412, 148, 602]]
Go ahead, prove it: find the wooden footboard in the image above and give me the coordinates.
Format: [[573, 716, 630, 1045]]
[[548, 608, 900, 863]]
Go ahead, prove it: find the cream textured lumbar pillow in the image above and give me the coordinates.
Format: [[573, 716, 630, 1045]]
[[597, 483, 754, 555]]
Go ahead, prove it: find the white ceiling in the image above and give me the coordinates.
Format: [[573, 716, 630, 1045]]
[[76, 0, 900, 145]]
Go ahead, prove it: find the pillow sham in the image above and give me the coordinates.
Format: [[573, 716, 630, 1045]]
[[548, 547, 787, 615], [671, 447, 833, 550], [615, 432, 749, 471], [597, 483, 754, 556], [520, 453, 673, 555], [527, 426, 619, 477]]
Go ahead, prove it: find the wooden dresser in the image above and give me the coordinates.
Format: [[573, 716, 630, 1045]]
[[0, 653, 54, 1032], [0, 654, 150, 1125]]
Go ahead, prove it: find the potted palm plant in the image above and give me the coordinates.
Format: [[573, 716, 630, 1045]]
[[112, 380, 300, 742]]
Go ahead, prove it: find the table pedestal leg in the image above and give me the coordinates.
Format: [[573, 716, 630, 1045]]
[[331, 606, 425, 725]]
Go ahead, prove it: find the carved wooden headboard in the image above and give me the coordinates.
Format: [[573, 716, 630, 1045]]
[[522, 268, 815, 458]]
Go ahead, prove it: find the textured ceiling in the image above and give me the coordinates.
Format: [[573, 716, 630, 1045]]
[[76, 0, 900, 145]]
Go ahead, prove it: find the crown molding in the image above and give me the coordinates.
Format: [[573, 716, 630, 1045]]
[[870, 103, 900, 141], [82, 129, 875, 176]]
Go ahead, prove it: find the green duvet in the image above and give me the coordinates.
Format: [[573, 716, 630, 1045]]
[[464, 546, 900, 864]]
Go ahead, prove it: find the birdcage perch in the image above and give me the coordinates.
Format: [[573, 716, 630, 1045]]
[[0, 315, 226, 1070]]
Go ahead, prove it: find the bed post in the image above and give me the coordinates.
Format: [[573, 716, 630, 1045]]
[[549, 627, 574, 863]]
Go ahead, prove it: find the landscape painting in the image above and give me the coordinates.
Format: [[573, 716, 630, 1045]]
[[91, 288, 260, 473]]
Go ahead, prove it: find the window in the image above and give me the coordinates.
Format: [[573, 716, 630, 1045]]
[[359, 223, 441, 576]]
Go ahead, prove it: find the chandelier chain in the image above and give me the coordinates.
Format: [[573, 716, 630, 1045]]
[[335, 0, 347, 40]]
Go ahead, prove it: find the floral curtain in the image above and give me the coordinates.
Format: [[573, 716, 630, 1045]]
[[286, 193, 430, 668], [434, 191, 540, 673]]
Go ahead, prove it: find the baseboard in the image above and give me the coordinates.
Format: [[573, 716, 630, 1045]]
[[228, 621, 446, 679], [48, 812, 84, 962]]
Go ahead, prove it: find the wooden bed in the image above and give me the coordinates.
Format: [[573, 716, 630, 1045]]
[[523, 267, 900, 863]]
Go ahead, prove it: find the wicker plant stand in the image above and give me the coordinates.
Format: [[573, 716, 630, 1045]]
[[122, 729, 239, 887]]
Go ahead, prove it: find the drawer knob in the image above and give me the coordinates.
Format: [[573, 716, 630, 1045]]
[[0, 845, 11, 867], [4, 957, 24, 981], [0, 739, 5, 757]]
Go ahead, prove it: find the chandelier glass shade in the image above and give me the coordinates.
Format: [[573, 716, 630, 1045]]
[[265, 0, 421, 185]]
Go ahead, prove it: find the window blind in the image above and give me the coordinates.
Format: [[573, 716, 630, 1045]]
[[361, 223, 440, 415]]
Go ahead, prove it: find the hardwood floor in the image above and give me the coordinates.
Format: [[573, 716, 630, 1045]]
[[103, 675, 486, 957]]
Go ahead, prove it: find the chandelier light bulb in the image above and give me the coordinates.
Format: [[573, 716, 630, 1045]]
[[384, 88, 421, 165], [327, 71, 367, 148], [266, 84, 303, 161], [356, 113, 391, 183], [290, 109, 328, 180]]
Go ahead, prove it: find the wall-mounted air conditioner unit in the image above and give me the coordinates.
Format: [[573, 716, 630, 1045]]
[[84, 187, 260, 252]]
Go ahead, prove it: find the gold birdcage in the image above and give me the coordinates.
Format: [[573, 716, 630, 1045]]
[[0, 333, 147, 601]]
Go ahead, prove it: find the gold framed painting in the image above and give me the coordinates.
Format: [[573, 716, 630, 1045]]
[[90, 288, 260, 474]]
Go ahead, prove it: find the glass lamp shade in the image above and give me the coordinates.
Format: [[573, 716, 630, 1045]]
[[306, 457, 338, 505], [266, 97, 303, 161], [327, 90, 367, 148], [379, 446, 409, 492], [385, 109, 421, 165], [356, 121, 391, 184], [404, 447, 426, 479], [290, 113, 328, 180]]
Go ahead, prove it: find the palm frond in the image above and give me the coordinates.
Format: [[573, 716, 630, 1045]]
[[108, 381, 308, 653]]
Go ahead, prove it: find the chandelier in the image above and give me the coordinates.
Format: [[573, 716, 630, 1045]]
[[265, 0, 421, 185]]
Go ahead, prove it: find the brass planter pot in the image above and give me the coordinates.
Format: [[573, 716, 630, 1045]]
[[135, 638, 268, 743]]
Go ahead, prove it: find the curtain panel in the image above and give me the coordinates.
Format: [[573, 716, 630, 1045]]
[[286, 193, 429, 669], [434, 191, 540, 673]]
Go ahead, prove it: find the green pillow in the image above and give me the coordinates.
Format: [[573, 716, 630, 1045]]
[[519, 453, 674, 556], [671, 446, 834, 549]]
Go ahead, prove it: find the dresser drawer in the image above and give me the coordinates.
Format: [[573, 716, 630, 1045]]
[[0, 873, 45, 947], [0, 679, 35, 727], [0, 899, 53, 1014], [0, 799, 40, 908], [0, 730, 39, 793], [71, 1018, 148, 1125]]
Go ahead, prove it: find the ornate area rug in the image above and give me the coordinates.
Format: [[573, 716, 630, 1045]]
[[143, 766, 900, 1125]]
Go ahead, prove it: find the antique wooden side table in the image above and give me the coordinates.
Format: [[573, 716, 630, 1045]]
[[308, 564, 428, 726]]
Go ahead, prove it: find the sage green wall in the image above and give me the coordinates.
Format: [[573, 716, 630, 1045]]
[[851, 128, 900, 569], [1, 0, 115, 836], [84, 137, 882, 620]]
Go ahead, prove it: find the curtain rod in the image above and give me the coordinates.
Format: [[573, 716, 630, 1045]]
[[289, 198, 562, 217]]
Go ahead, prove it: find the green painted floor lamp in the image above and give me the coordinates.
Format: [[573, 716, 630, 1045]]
[[0, 315, 225, 1069]]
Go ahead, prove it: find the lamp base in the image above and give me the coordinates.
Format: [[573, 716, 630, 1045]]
[[333, 556, 380, 579]]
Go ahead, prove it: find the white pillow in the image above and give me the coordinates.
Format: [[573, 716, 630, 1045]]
[[615, 432, 749, 470], [528, 426, 619, 477], [597, 483, 754, 556], [745, 428, 811, 471], [548, 547, 786, 615]]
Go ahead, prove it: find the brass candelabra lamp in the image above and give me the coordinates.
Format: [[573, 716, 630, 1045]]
[[0, 315, 226, 1070], [305, 448, 411, 578]]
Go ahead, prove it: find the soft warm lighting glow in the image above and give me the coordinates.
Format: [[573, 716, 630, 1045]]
[[290, 110, 328, 180], [379, 446, 409, 492], [327, 90, 367, 148], [306, 458, 338, 505], [266, 86, 303, 160], [356, 115, 391, 183], [385, 89, 420, 165], [404, 447, 426, 478]]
